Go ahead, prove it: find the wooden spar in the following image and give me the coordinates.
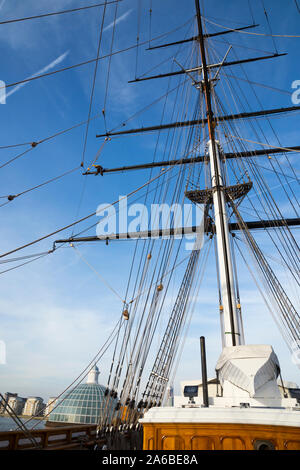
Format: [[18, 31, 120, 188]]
[[96, 105, 300, 138], [127, 53, 286, 83], [83, 146, 300, 175], [146, 24, 260, 50], [54, 218, 300, 245]]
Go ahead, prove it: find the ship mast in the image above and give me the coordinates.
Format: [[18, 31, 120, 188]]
[[195, 0, 242, 348], [53, 0, 300, 357], [52, 1, 300, 417]]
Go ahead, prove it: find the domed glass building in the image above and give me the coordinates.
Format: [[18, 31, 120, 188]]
[[48, 365, 117, 425]]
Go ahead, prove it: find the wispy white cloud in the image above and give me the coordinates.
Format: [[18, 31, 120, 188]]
[[6, 50, 70, 99], [0, 0, 6, 11], [103, 9, 133, 32]]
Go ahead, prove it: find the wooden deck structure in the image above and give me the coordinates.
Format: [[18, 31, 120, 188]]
[[0, 424, 99, 450], [142, 422, 300, 450]]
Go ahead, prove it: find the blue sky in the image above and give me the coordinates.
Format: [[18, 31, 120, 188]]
[[0, 0, 299, 402]]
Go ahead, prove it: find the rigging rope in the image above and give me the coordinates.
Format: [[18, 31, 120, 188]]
[[81, 1, 108, 167], [102, 1, 120, 133], [248, 0, 255, 24], [0, 253, 49, 275], [0, 393, 40, 448], [209, 38, 300, 226], [208, 37, 299, 219], [71, 1, 109, 238], [0, 165, 175, 260], [212, 95, 300, 282], [229, 199, 300, 345], [70, 243, 126, 303], [135, 0, 142, 79], [20, 316, 124, 431], [98, 40, 201, 426], [0, 1, 121, 25], [219, 72, 292, 96], [0, 166, 80, 203], [148, 0, 153, 48], [0, 79, 189, 170], [202, 33, 300, 344], [235, 238, 299, 351], [142, 245, 202, 406], [226, 134, 300, 155], [154, 237, 213, 406], [260, 0, 278, 54], [203, 16, 300, 38], [0, 18, 195, 94]]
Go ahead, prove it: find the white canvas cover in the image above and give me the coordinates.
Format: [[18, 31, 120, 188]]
[[216, 345, 280, 397]]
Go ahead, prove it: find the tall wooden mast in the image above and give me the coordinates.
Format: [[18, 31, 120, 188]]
[[195, 0, 242, 347]]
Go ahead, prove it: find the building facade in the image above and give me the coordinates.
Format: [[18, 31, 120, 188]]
[[23, 397, 45, 417], [45, 398, 57, 417], [7, 396, 26, 415], [0, 393, 18, 414]]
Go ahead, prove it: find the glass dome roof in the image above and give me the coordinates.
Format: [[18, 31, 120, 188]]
[[49, 366, 117, 425]]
